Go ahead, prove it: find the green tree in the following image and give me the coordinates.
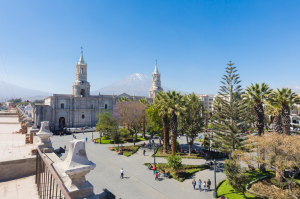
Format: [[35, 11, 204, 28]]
[[118, 96, 130, 102], [178, 93, 204, 156], [139, 98, 149, 139], [268, 88, 300, 135], [265, 102, 283, 133], [224, 158, 249, 198], [146, 104, 164, 143], [243, 83, 272, 172], [96, 110, 118, 145], [157, 91, 186, 155], [154, 92, 170, 153], [243, 83, 272, 136], [211, 61, 250, 153], [165, 155, 183, 171]]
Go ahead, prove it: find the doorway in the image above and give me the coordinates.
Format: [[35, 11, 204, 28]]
[[59, 117, 65, 129]]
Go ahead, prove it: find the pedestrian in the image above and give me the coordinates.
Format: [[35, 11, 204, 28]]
[[206, 152, 208, 162], [86, 137, 87, 142], [143, 149, 146, 156], [203, 181, 206, 192], [64, 145, 66, 151], [198, 179, 202, 192], [179, 135, 181, 139], [192, 179, 196, 190], [120, 168, 124, 179], [153, 165, 156, 174], [155, 171, 158, 180], [207, 179, 211, 191]]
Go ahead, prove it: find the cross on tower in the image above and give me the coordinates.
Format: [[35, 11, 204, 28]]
[[81, 47, 83, 52], [155, 60, 157, 65]]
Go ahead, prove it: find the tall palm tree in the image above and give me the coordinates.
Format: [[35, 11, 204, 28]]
[[118, 96, 130, 102], [139, 98, 149, 139], [154, 92, 170, 153], [269, 88, 300, 135], [162, 91, 186, 155], [243, 83, 272, 136]]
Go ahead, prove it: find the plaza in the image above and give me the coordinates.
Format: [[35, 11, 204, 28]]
[[51, 132, 226, 199]]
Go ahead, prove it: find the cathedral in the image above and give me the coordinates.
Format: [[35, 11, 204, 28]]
[[33, 51, 163, 129]]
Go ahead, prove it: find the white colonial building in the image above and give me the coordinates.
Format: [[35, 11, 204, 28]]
[[33, 51, 162, 130]]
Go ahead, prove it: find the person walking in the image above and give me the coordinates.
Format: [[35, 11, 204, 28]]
[[64, 145, 66, 151], [203, 181, 206, 192], [207, 179, 211, 191], [153, 165, 156, 175], [155, 171, 158, 180], [86, 137, 87, 142], [120, 168, 124, 179], [192, 179, 196, 190], [143, 149, 146, 156], [198, 179, 202, 192], [206, 152, 208, 162]]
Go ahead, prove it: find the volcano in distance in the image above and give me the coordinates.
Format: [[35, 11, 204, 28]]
[[91, 73, 174, 97]]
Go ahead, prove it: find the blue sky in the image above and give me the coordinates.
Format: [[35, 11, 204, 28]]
[[0, 0, 300, 96]]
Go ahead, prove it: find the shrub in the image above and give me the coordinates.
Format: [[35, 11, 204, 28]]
[[165, 155, 182, 171]]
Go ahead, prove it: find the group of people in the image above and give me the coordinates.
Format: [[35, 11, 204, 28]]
[[148, 163, 170, 180], [192, 179, 211, 192]]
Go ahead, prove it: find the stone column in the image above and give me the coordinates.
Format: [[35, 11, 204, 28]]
[[36, 121, 54, 152], [54, 140, 96, 198]]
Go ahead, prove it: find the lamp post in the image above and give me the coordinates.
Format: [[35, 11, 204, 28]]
[[121, 134, 123, 153], [214, 159, 217, 198], [99, 128, 102, 144], [153, 143, 156, 166]]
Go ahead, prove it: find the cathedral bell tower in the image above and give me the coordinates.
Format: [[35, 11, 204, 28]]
[[149, 61, 163, 98], [72, 50, 91, 97]]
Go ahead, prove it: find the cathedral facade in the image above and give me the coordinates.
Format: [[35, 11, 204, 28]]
[[33, 51, 163, 130]]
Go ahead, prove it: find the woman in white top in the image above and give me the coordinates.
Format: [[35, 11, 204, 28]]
[[203, 181, 206, 192]]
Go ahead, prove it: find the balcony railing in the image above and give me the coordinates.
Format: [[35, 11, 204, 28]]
[[35, 147, 71, 199]]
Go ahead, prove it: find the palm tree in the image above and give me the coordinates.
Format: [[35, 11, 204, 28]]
[[139, 98, 149, 139], [269, 88, 300, 135], [118, 96, 130, 102], [161, 91, 186, 155], [243, 83, 272, 136], [154, 92, 170, 153], [265, 103, 283, 133]]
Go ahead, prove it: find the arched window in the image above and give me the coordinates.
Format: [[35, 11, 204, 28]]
[[80, 89, 85, 97], [91, 104, 93, 109], [105, 104, 107, 109], [82, 114, 85, 119]]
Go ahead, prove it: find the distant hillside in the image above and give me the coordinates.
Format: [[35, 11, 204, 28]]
[[0, 81, 51, 102], [91, 73, 175, 96]]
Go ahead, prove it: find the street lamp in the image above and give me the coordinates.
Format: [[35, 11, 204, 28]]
[[121, 134, 123, 153], [214, 159, 217, 198], [99, 128, 102, 144], [153, 143, 156, 166]]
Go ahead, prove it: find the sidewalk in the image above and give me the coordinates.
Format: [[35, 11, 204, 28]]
[[51, 133, 226, 199]]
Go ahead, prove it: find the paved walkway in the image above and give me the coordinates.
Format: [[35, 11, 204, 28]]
[[0, 115, 35, 161], [51, 132, 226, 199], [0, 175, 38, 199]]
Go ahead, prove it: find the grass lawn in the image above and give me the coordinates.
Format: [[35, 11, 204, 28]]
[[110, 145, 140, 157], [217, 169, 274, 199], [124, 136, 146, 142], [195, 139, 204, 143], [152, 146, 210, 159], [95, 136, 121, 144], [95, 136, 145, 144], [144, 163, 209, 182]]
